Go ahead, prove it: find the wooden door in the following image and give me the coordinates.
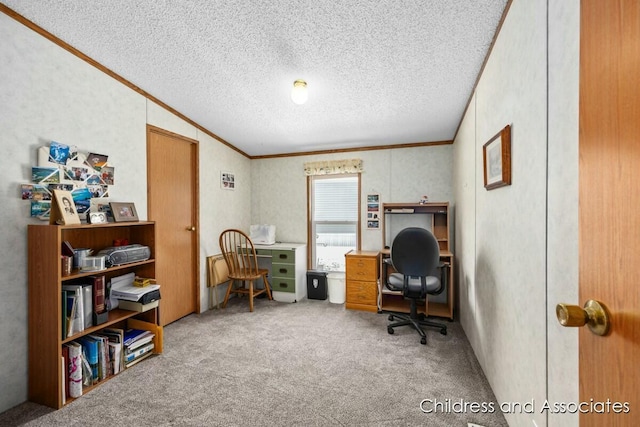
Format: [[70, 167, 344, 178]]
[[147, 125, 199, 326], [579, 1, 640, 424]]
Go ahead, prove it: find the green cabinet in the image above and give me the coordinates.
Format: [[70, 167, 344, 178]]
[[254, 243, 307, 302]]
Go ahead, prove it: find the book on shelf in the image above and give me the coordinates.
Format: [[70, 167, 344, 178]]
[[124, 350, 154, 369], [62, 284, 93, 330], [88, 334, 110, 381], [123, 328, 155, 348], [62, 287, 82, 336], [108, 342, 122, 375], [61, 290, 67, 340], [80, 283, 93, 328], [101, 328, 125, 375], [89, 275, 106, 315], [61, 345, 69, 402], [60, 356, 66, 405], [76, 337, 99, 385], [62, 290, 73, 339], [126, 333, 154, 352], [64, 342, 83, 398], [65, 293, 78, 338], [125, 342, 155, 364]]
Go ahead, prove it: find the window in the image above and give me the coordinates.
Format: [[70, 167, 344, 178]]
[[308, 174, 360, 271]]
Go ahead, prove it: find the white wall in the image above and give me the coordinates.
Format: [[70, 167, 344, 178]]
[[250, 146, 453, 251], [0, 12, 250, 413], [547, 2, 580, 426], [453, 1, 580, 426]]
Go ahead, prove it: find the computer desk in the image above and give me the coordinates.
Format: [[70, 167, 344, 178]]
[[378, 248, 454, 319], [379, 202, 454, 320]]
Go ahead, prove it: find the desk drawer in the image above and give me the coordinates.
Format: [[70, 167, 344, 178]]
[[271, 277, 295, 293], [272, 263, 295, 279], [346, 257, 378, 281], [272, 250, 295, 263], [346, 280, 377, 305]]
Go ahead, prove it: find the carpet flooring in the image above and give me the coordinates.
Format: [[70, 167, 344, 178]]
[[0, 297, 508, 426]]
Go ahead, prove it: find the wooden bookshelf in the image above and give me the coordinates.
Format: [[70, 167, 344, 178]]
[[28, 221, 162, 409]]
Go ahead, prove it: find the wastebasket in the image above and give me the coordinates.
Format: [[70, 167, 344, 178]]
[[306, 270, 328, 300], [327, 272, 346, 304]]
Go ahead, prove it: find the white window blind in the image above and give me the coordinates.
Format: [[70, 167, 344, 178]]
[[313, 177, 358, 222], [310, 175, 359, 270]]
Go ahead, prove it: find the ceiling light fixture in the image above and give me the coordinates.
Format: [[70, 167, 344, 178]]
[[291, 79, 308, 105]]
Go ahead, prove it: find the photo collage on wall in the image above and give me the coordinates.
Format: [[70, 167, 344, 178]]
[[220, 171, 235, 190], [367, 194, 380, 229], [22, 141, 116, 221]]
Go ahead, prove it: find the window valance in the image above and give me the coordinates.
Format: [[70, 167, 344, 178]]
[[303, 159, 363, 176]]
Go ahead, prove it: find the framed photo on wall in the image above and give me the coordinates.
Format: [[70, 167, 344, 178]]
[[483, 124, 512, 190], [367, 194, 380, 229], [221, 171, 235, 190]]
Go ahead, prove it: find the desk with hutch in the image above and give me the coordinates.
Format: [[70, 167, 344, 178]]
[[379, 202, 454, 320]]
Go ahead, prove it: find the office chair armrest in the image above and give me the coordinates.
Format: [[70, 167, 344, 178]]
[[382, 257, 398, 291], [429, 264, 448, 296]]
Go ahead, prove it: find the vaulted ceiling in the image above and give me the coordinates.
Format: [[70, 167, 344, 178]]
[[2, 1, 508, 157]]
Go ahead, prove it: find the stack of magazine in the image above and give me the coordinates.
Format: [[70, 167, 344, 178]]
[[123, 328, 155, 368], [110, 272, 161, 313]]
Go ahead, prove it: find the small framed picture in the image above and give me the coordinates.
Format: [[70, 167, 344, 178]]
[[50, 189, 81, 225], [221, 171, 235, 190], [367, 194, 380, 229], [110, 202, 139, 222], [91, 198, 114, 222], [483, 124, 512, 190], [88, 211, 108, 224]]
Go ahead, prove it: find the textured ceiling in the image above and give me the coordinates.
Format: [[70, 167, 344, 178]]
[[2, 1, 508, 157]]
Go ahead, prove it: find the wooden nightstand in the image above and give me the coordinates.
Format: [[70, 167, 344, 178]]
[[345, 250, 380, 312]]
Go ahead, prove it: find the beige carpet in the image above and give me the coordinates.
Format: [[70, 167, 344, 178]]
[[0, 297, 508, 426]]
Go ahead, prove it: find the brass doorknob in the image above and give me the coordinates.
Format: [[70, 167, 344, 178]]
[[556, 299, 610, 336], [186, 226, 196, 231]]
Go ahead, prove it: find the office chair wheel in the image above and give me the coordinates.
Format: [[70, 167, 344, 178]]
[[387, 327, 394, 335], [420, 337, 427, 345], [388, 314, 395, 321], [440, 328, 447, 335]]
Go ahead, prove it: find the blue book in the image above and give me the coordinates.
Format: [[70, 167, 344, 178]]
[[123, 329, 153, 347], [77, 337, 99, 383]]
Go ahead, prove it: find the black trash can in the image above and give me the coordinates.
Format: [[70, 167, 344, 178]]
[[306, 270, 328, 300]]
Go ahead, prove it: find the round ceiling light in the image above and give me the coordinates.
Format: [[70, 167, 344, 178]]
[[291, 79, 308, 105]]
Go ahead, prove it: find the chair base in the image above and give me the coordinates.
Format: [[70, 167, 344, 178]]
[[386, 300, 447, 345]]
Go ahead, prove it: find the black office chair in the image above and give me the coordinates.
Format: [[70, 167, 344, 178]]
[[385, 227, 448, 345]]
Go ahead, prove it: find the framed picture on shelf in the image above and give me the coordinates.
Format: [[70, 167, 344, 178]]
[[110, 202, 139, 222], [90, 198, 114, 222], [50, 189, 81, 225], [483, 124, 512, 190]]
